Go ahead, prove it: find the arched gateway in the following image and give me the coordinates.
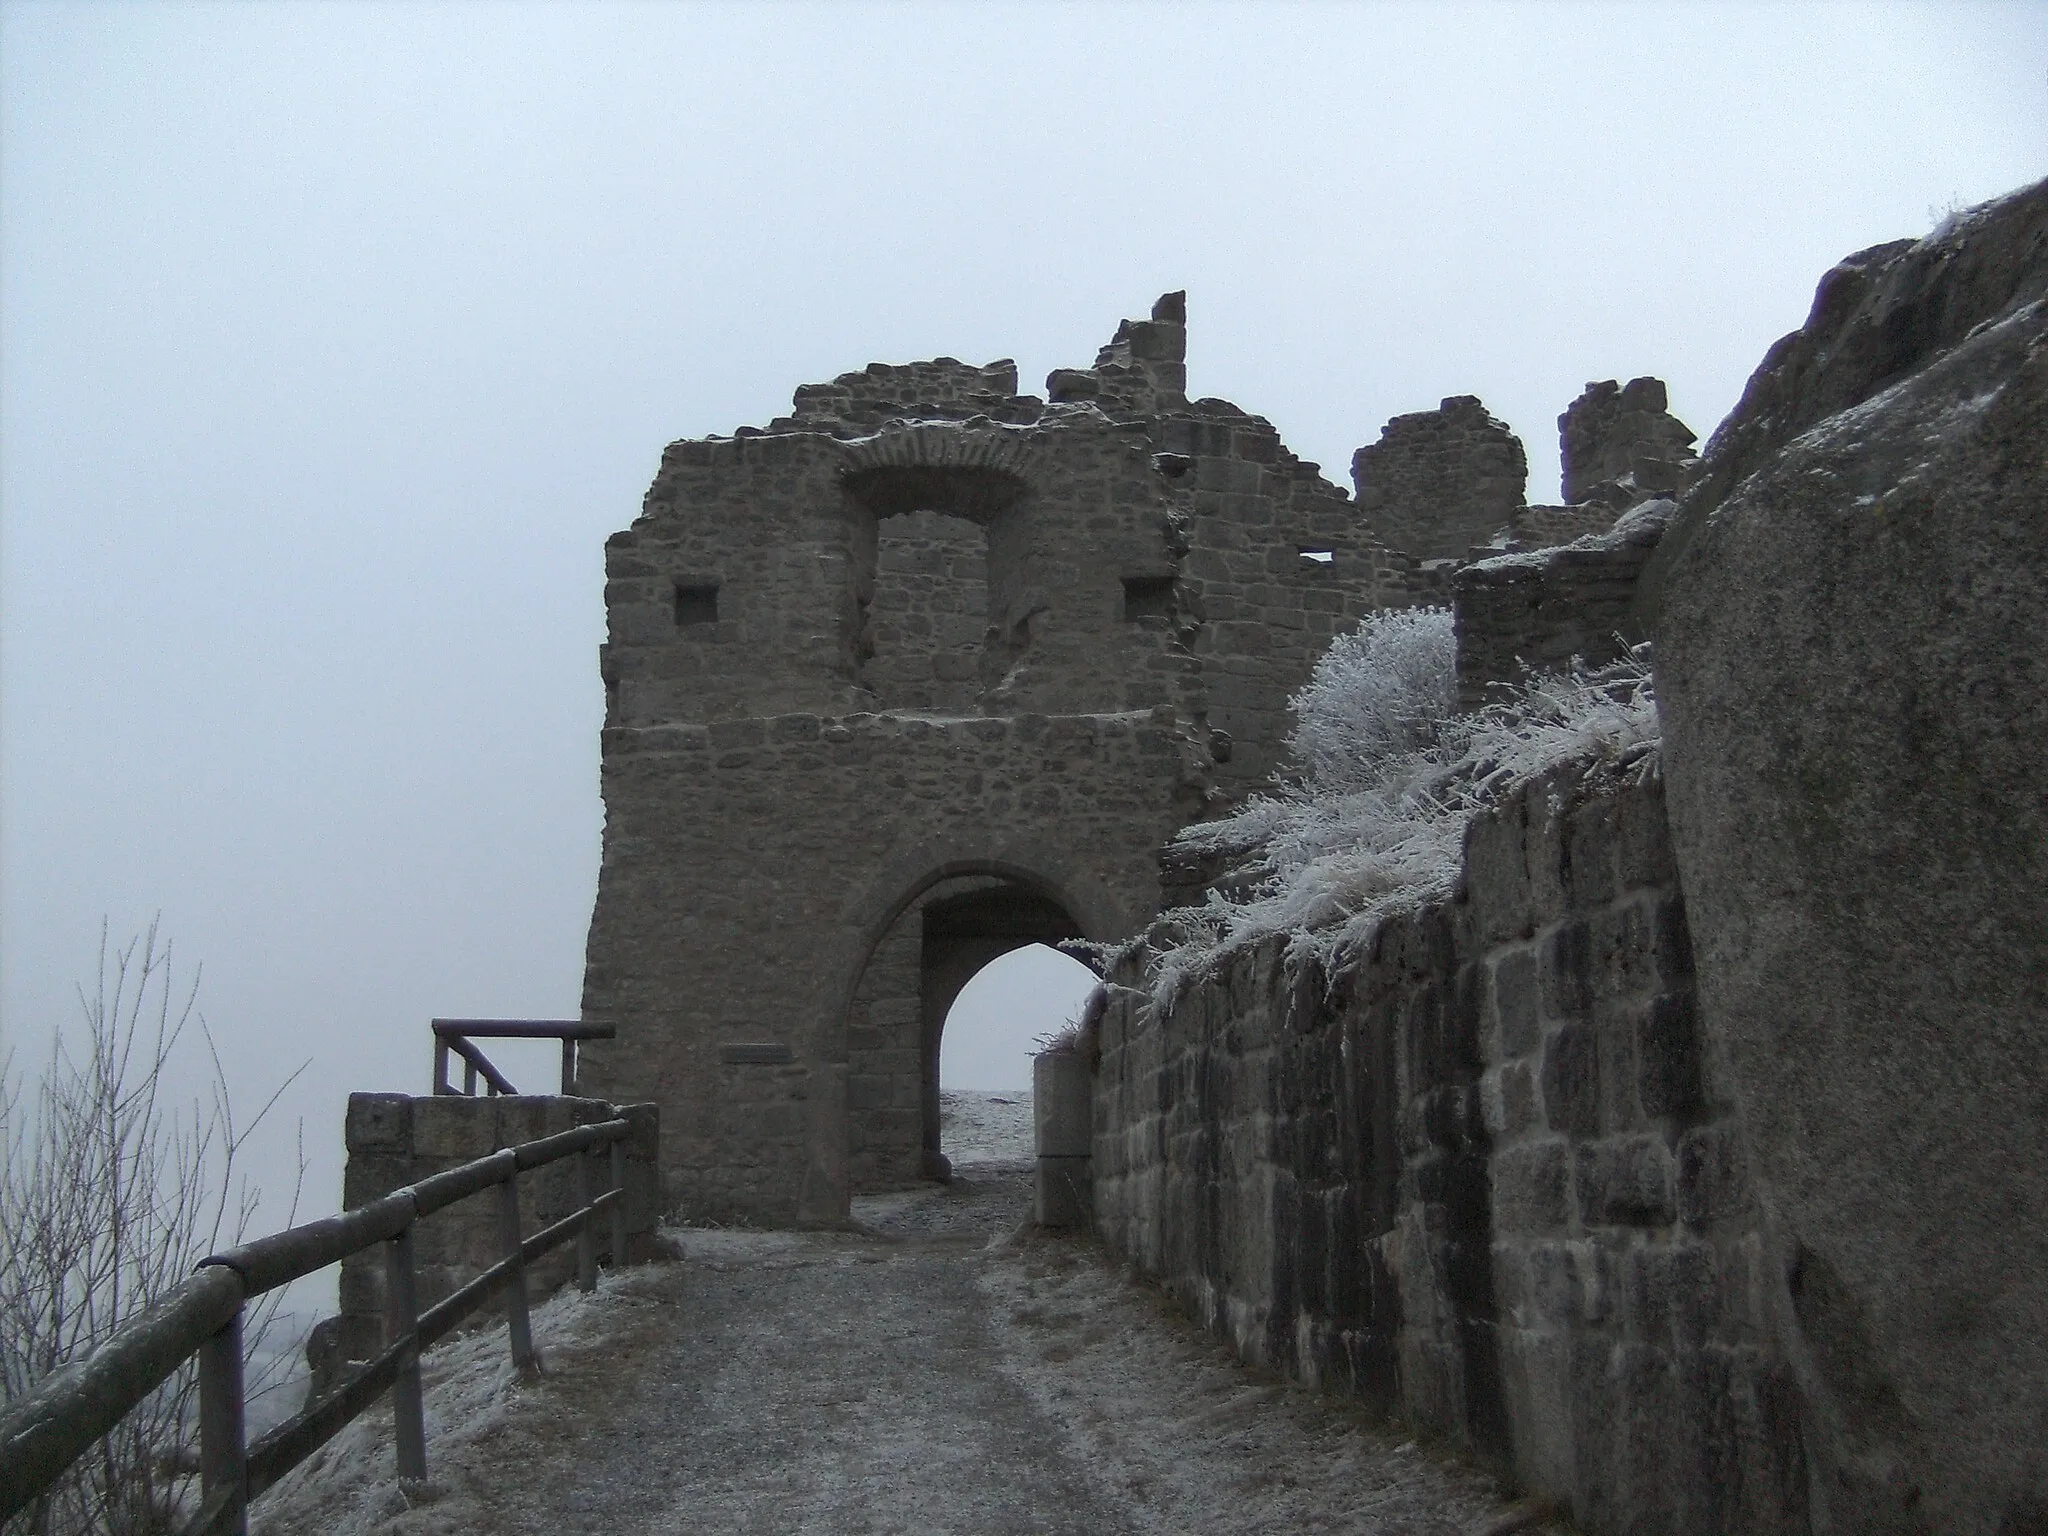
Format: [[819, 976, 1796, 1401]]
[[576, 295, 1433, 1224]]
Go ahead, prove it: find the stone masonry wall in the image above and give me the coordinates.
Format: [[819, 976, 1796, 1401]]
[[581, 706, 1206, 1222], [583, 296, 1447, 1223], [1559, 377, 1698, 507], [1351, 395, 1528, 560], [320, 1094, 661, 1380], [862, 509, 989, 713], [1452, 499, 1676, 709], [1092, 756, 1805, 1535]]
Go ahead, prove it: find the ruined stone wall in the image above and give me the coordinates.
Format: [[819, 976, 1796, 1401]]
[[1351, 395, 1528, 560], [582, 297, 1439, 1222], [1559, 377, 1699, 507], [862, 510, 988, 713], [1452, 500, 1676, 709], [770, 358, 1038, 434], [581, 705, 1203, 1221], [1092, 757, 1804, 1534]]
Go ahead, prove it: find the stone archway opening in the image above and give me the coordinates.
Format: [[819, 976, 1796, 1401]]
[[845, 874, 1097, 1192]]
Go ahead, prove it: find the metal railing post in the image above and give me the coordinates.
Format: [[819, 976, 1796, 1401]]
[[576, 1148, 599, 1291], [496, 1173, 537, 1372], [561, 1036, 577, 1095], [609, 1137, 629, 1269], [385, 1224, 427, 1483], [463, 1056, 478, 1095], [199, 1306, 248, 1535], [433, 1037, 450, 1095]]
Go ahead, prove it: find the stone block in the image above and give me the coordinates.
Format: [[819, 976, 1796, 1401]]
[[1676, 1124, 1753, 1229], [1540, 1021, 1600, 1138], [1576, 1134, 1675, 1228], [1492, 1138, 1573, 1233], [1636, 991, 1704, 1121], [410, 1096, 495, 1160], [341, 1153, 410, 1212], [345, 1092, 411, 1155], [1540, 920, 1593, 1020], [1036, 1155, 1092, 1228], [1489, 948, 1541, 1059], [1565, 794, 1621, 907]]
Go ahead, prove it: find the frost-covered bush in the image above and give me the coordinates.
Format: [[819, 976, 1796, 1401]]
[[1285, 606, 1458, 791], [1139, 616, 1659, 1005]]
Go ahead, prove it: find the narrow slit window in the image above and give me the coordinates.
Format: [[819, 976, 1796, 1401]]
[[1298, 547, 1335, 565], [1121, 575, 1175, 621], [674, 580, 720, 626]]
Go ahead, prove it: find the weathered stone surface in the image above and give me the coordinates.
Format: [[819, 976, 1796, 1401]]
[[1351, 395, 1529, 560], [1559, 377, 1698, 507], [583, 296, 1454, 1224], [1092, 756, 1800, 1533], [1657, 177, 2048, 1536]]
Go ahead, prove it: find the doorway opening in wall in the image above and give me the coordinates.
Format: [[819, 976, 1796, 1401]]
[[938, 941, 1099, 1168]]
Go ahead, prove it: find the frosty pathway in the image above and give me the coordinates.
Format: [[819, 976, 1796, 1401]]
[[256, 1095, 1555, 1535]]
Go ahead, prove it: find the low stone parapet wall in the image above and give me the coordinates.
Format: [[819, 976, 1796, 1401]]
[[1091, 758, 1806, 1534], [311, 1094, 661, 1389]]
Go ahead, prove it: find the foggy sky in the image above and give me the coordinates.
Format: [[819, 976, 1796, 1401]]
[[3, 1, 2042, 1239]]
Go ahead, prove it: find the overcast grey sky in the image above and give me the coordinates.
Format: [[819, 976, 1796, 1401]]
[[4, 1, 2042, 1231]]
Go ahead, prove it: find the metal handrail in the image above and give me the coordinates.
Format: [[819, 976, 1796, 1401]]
[[430, 1019, 616, 1097], [0, 1116, 635, 1534]]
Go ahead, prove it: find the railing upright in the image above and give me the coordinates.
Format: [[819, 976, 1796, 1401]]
[[198, 1307, 247, 1536], [576, 1150, 599, 1292], [385, 1225, 427, 1483], [496, 1174, 538, 1372], [609, 1138, 629, 1269]]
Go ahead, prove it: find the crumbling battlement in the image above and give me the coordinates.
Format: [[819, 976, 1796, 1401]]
[[771, 358, 1040, 436], [1352, 395, 1529, 561]]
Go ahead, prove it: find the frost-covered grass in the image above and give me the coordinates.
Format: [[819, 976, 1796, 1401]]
[[1142, 608, 1658, 1004]]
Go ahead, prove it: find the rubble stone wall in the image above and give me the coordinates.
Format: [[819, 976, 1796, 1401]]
[[1559, 377, 1698, 506], [1452, 500, 1675, 709], [1092, 758, 1805, 1534]]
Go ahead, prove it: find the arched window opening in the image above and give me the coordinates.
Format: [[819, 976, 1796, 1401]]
[[862, 510, 988, 713]]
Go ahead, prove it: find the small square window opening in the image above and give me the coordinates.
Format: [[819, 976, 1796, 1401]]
[[674, 580, 720, 626], [1122, 575, 1175, 621]]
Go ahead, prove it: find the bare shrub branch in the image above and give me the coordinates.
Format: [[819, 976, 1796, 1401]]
[[0, 921, 306, 1536]]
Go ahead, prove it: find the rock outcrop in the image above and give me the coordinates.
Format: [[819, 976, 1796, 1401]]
[[1655, 178, 2048, 1536]]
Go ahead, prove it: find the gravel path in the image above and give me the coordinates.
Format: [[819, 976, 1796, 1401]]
[[256, 1102, 1561, 1536]]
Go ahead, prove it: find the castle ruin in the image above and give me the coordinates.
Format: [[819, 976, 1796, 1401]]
[[577, 294, 1690, 1223]]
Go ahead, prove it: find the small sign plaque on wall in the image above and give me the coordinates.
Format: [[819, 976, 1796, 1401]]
[[719, 1042, 795, 1065]]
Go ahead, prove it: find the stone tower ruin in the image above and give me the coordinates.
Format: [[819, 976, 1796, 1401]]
[[577, 294, 1690, 1224]]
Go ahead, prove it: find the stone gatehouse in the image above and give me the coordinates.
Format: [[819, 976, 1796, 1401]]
[[576, 294, 1684, 1224]]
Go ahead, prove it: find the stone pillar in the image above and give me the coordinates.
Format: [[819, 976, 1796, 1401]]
[[1033, 1048, 1092, 1228]]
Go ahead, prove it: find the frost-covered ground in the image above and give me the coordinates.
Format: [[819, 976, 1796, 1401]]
[[252, 1092, 1559, 1535]]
